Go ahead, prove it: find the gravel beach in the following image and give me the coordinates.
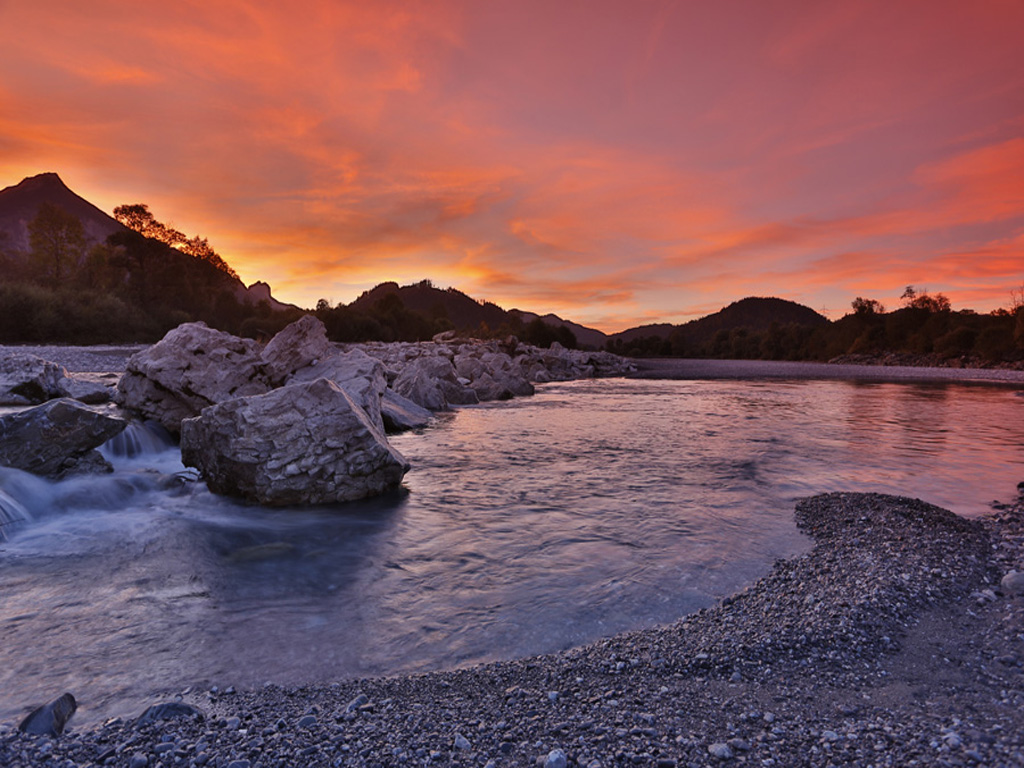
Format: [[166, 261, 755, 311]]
[[2, 491, 1022, 767]]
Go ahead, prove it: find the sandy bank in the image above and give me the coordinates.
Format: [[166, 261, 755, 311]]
[[3, 491, 1022, 767]]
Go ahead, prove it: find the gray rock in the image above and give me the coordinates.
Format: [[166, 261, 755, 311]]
[[544, 748, 568, 768], [1001, 570, 1024, 595], [181, 379, 409, 506], [129, 754, 149, 768], [707, 742, 733, 759], [297, 714, 318, 728], [453, 733, 472, 750], [58, 374, 113, 404], [392, 355, 478, 411], [0, 353, 67, 405], [289, 348, 388, 433], [18, 692, 77, 736], [346, 693, 369, 712], [260, 314, 331, 387], [0, 399, 127, 477], [381, 388, 432, 432], [135, 701, 205, 725], [117, 322, 269, 435]]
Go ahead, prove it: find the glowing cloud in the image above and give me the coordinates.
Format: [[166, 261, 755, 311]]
[[1, 0, 1022, 330]]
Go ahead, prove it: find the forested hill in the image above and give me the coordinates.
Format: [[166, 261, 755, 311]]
[[0, 173, 296, 343]]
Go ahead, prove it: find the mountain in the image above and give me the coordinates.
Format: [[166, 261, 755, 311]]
[[507, 310, 608, 349], [0, 172, 127, 251], [0, 172, 290, 310], [346, 280, 608, 348], [610, 297, 828, 345]]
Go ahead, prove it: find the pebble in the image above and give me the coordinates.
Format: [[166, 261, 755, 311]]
[[544, 748, 568, 768]]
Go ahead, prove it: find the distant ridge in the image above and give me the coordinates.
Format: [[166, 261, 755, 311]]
[[0, 172, 127, 251], [0, 172, 292, 311], [609, 297, 828, 346]]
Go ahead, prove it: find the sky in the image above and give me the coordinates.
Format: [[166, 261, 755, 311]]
[[1, 0, 1022, 332]]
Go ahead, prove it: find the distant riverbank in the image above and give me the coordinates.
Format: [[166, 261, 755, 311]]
[[630, 357, 1024, 386]]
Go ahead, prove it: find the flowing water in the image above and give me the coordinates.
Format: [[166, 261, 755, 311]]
[[1, 376, 1022, 725]]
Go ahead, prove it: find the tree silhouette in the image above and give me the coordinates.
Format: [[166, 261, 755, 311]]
[[28, 203, 86, 289]]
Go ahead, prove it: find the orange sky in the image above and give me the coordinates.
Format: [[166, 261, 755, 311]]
[[1, 0, 1022, 331]]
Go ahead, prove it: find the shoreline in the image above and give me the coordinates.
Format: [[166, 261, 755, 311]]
[[3, 491, 1022, 766], [628, 357, 1024, 387]]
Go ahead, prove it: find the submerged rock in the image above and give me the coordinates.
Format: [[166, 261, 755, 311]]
[[180, 378, 409, 506], [0, 399, 127, 478], [18, 692, 77, 736]]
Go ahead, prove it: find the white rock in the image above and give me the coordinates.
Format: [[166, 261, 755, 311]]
[[117, 322, 269, 434], [180, 378, 409, 506], [260, 314, 332, 386]]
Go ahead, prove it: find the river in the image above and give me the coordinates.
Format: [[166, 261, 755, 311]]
[[1, 374, 1022, 725]]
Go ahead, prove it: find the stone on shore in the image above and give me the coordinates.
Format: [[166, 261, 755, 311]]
[[180, 378, 409, 506], [0, 352, 67, 405], [117, 322, 269, 435], [1001, 570, 1024, 595], [0, 399, 127, 477], [18, 692, 77, 737]]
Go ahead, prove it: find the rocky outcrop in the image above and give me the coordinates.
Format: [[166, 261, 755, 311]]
[[260, 313, 332, 387], [117, 322, 270, 434], [180, 378, 409, 506], [0, 399, 127, 477], [392, 355, 479, 411], [288, 348, 389, 434]]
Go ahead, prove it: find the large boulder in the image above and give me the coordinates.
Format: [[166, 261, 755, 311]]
[[0, 353, 67, 406], [117, 322, 269, 434], [180, 378, 409, 506], [288, 348, 388, 433], [260, 314, 332, 387], [0, 399, 128, 478]]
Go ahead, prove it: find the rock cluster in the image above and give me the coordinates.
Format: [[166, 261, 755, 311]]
[[0, 353, 113, 406], [4, 492, 1023, 767], [113, 316, 631, 506]]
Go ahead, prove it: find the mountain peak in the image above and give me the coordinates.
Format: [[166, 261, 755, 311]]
[[5, 172, 69, 194]]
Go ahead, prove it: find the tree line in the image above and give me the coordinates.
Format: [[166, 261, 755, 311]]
[[0, 203, 296, 343], [608, 287, 1024, 364]]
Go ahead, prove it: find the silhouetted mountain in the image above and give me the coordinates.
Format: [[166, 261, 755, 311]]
[[508, 310, 608, 349], [0, 172, 127, 251], [608, 323, 676, 344], [349, 280, 510, 331], [610, 298, 827, 344], [345, 280, 606, 348], [0, 172, 291, 311]]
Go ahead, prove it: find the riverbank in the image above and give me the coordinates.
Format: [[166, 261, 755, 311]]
[[629, 357, 1024, 387], [3, 491, 1022, 767]]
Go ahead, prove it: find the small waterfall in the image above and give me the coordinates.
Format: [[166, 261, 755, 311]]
[[100, 420, 175, 459]]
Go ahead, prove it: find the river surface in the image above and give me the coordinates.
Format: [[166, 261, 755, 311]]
[[1, 376, 1022, 725]]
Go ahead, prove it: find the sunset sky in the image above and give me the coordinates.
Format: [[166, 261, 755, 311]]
[[1, 1, 1022, 331]]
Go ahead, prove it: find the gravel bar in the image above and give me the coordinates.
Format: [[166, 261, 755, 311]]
[[3, 491, 1023, 767]]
